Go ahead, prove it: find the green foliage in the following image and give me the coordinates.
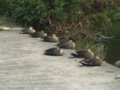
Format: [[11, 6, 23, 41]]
[[0, 0, 120, 28], [110, 12, 120, 23], [0, 0, 80, 26], [0, 0, 10, 15], [6, 0, 49, 26]]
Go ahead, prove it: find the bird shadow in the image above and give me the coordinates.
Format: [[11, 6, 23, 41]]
[[77, 64, 84, 67], [68, 57, 76, 59]]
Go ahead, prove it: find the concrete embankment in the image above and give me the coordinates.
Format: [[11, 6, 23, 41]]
[[0, 30, 120, 90]]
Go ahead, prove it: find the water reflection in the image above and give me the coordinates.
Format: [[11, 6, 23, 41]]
[[93, 25, 120, 65], [104, 38, 120, 65]]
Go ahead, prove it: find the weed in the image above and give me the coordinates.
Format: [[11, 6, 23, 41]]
[[0, 27, 4, 31]]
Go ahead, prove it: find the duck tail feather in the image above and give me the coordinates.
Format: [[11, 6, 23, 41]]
[[72, 52, 78, 55], [81, 62, 94, 66], [20, 31, 24, 34]]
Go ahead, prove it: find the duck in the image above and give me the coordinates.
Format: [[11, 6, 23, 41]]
[[20, 26, 35, 34], [115, 60, 120, 68], [79, 55, 102, 66], [42, 34, 59, 42], [44, 47, 64, 56], [55, 40, 75, 49], [30, 30, 47, 38], [71, 48, 94, 59]]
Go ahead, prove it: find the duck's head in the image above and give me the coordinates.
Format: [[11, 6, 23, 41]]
[[60, 49, 64, 54], [69, 40, 73, 43], [52, 34, 57, 37], [86, 48, 92, 52], [41, 30, 44, 33], [94, 55, 99, 59], [40, 30, 47, 36], [29, 26, 33, 30], [69, 40, 75, 44], [32, 29, 36, 33], [69, 40, 75, 48], [57, 47, 64, 54], [86, 48, 94, 57], [44, 33, 47, 36]]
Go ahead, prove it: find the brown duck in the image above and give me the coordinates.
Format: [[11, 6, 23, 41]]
[[42, 34, 59, 42], [71, 48, 94, 59], [20, 26, 35, 34], [30, 31, 47, 38], [55, 40, 75, 49], [115, 60, 120, 68], [44, 47, 64, 56], [79, 55, 102, 66]]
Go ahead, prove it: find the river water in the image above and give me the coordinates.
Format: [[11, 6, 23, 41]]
[[103, 24, 120, 65], [104, 38, 120, 65]]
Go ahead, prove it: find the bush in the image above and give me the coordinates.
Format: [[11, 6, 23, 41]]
[[0, 0, 10, 15], [1, 0, 120, 28]]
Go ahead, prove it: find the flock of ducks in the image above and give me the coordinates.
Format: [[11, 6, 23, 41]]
[[20, 26, 120, 67]]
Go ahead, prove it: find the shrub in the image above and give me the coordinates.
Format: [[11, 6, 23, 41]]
[[0, 0, 10, 15], [1, 0, 120, 28]]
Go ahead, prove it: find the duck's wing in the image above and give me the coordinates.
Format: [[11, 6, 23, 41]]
[[77, 50, 92, 57], [43, 36, 50, 41], [115, 60, 120, 67], [44, 48, 59, 55], [77, 50, 86, 54], [31, 32, 37, 35], [56, 41, 69, 47], [80, 58, 92, 63], [30, 32, 37, 37], [25, 29, 30, 32], [44, 36, 57, 42], [25, 29, 34, 34], [71, 50, 87, 57], [80, 58, 95, 66], [39, 32, 46, 37]]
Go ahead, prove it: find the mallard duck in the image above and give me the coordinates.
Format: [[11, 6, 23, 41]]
[[71, 48, 94, 58], [79, 55, 102, 66], [20, 26, 35, 34], [44, 47, 64, 56], [42, 34, 59, 42], [30, 31, 47, 38], [115, 60, 120, 68], [55, 40, 75, 49]]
